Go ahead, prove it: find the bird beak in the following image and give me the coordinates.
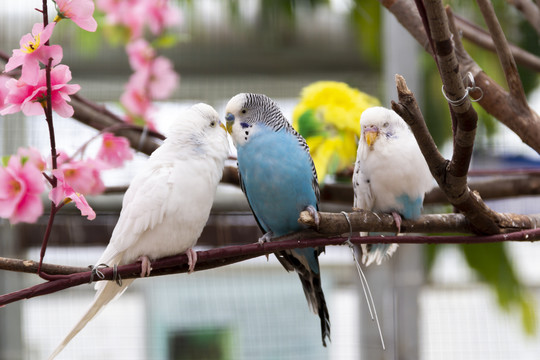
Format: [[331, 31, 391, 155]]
[[220, 122, 227, 131], [225, 113, 234, 134], [364, 126, 379, 147]]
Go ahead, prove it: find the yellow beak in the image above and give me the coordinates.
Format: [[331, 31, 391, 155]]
[[220, 122, 227, 131], [364, 128, 379, 147], [226, 121, 233, 134]]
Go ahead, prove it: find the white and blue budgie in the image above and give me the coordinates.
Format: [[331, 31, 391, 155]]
[[49, 103, 229, 359], [353, 106, 432, 266], [225, 93, 331, 346]]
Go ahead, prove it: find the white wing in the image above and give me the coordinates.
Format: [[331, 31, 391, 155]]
[[96, 164, 175, 266], [352, 158, 373, 211]]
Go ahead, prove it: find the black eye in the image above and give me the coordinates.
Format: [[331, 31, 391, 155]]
[[210, 121, 216, 127], [241, 109, 247, 114], [383, 122, 389, 127]]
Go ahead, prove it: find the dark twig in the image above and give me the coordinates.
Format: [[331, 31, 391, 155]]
[[37, 0, 60, 280], [2, 227, 540, 307]]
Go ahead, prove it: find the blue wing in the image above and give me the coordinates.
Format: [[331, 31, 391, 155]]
[[236, 126, 330, 346]]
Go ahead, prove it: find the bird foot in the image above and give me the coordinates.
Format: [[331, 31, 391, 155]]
[[305, 205, 320, 229], [392, 212, 402, 234], [258, 232, 273, 245], [186, 248, 197, 274], [137, 256, 152, 277]]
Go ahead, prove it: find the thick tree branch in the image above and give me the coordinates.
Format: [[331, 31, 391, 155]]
[[445, 6, 540, 156], [2, 226, 540, 307], [378, 1, 540, 155], [298, 210, 540, 235]]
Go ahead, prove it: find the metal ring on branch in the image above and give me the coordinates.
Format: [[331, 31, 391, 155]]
[[441, 72, 484, 106], [88, 264, 108, 284]]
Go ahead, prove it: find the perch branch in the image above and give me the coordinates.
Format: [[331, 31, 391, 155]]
[[2, 225, 540, 307]]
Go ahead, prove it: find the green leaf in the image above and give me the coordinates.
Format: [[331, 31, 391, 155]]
[[460, 243, 537, 335]]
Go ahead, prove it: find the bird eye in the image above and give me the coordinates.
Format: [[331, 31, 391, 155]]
[[210, 121, 216, 127], [383, 122, 389, 127], [241, 109, 247, 114]]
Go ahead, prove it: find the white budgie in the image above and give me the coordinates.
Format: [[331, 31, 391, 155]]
[[353, 106, 433, 266], [49, 103, 229, 358]]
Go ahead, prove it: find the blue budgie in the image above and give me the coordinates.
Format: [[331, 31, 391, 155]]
[[225, 93, 330, 346], [353, 106, 433, 266]]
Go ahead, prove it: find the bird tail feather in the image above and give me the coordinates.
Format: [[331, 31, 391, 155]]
[[277, 248, 331, 347], [48, 279, 134, 359], [361, 243, 399, 266]]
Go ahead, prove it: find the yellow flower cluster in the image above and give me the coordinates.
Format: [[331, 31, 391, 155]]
[[293, 81, 380, 184]]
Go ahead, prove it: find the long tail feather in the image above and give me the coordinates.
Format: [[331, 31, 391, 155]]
[[277, 248, 331, 346], [48, 279, 134, 359]]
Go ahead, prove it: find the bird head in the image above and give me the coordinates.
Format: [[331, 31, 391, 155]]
[[225, 93, 284, 147], [166, 103, 229, 158], [360, 106, 408, 149]]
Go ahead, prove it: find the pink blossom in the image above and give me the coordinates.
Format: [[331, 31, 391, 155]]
[[0, 75, 10, 109], [54, 0, 98, 32], [49, 169, 96, 220], [55, 159, 105, 195], [148, 56, 178, 99], [126, 39, 155, 70], [97, 0, 181, 39], [97, 133, 133, 167], [0, 65, 80, 117], [0, 156, 45, 224], [17, 147, 46, 172], [4, 23, 63, 86], [146, 0, 182, 35], [120, 73, 153, 116]]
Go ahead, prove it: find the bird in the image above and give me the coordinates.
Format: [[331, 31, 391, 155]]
[[353, 106, 433, 266], [225, 93, 330, 347], [49, 103, 230, 358]]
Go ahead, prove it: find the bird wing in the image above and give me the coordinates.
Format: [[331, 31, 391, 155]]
[[97, 164, 175, 265], [237, 168, 267, 234], [352, 159, 373, 211]]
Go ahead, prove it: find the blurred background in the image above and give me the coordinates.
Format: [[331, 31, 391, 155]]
[[1, 0, 540, 359]]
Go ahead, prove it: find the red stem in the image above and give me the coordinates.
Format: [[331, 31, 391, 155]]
[[37, 1, 59, 279], [2, 227, 540, 307]]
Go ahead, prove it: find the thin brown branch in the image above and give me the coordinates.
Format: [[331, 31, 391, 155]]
[[3, 226, 540, 307], [381, 0, 433, 55], [477, 0, 529, 108], [319, 173, 540, 205], [453, 14, 540, 72], [69, 95, 163, 156], [508, 0, 540, 35]]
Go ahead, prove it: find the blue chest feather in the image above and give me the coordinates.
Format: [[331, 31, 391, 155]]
[[396, 194, 423, 220], [237, 127, 318, 237]]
